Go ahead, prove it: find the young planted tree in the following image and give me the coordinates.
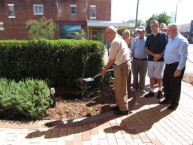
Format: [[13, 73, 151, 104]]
[[26, 17, 57, 39]]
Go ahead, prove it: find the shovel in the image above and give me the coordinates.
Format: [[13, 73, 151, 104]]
[[79, 69, 113, 82]]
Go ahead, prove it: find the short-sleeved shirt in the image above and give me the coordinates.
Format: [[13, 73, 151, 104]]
[[145, 32, 168, 61], [131, 37, 147, 59], [109, 36, 131, 65]]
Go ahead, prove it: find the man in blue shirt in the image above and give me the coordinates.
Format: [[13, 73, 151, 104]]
[[131, 26, 147, 93], [160, 23, 189, 110]]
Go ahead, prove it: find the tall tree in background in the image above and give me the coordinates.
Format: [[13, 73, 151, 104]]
[[127, 19, 145, 28], [26, 17, 57, 39], [125, 19, 145, 36], [145, 12, 171, 34]]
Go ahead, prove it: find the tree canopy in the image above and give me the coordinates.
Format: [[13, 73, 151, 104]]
[[26, 17, 57, 40]]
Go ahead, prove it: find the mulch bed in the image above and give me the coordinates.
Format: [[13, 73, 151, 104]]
[[183, 73, 193, 85], [46, 84, 116, 120], [45, 73, 193, 120]]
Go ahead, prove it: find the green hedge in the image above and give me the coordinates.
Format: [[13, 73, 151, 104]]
[[0, 39, 106, 87], [0, 78, 51, 120]]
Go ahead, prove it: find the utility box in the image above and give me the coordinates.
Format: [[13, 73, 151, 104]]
[[189, 20, 193, 43]]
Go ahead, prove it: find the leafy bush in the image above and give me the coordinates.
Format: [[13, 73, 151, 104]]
[[26, 17, 57, 39], [0, 78, 51, 120], [0, 39, 106, 87]]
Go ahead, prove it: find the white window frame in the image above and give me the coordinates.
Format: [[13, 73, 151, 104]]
[[7, 4, 15, 18], [0, 22, 4, 30], [70, 5, 76, 15], [90, 5, 96, 19], [33, 4, 43, 15]]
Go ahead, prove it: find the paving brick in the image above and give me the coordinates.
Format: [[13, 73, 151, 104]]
[[1, 82, 193, 145], [82, 125, 91, 141]]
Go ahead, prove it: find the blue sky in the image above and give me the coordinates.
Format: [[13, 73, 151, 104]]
[[111, 0, 193, 24]]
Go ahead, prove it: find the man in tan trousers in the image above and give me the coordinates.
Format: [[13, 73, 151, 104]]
[[101, 26, 131, 115]]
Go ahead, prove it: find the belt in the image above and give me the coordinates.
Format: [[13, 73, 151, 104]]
[[133, 57, 147, 60], [114, 60, 130, 66], [166, 62, 179, 66]]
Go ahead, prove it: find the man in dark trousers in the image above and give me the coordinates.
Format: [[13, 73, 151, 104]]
[[160, 23, 189, 110]]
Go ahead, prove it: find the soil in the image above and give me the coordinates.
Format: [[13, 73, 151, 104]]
[[46, 73, 193, 120], [46, 83, 117, 120]]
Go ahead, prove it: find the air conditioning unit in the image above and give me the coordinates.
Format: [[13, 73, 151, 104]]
[[90, 17, 96, 19]]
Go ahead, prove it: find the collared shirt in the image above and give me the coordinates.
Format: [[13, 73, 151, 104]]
[[131, 37, 147, 59], [164, 34, 189, 71], [109, 35, 131, 65], [145, 32, 168, 61]]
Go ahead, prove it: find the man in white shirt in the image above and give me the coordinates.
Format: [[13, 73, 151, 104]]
[[100, 26, 132, 115]]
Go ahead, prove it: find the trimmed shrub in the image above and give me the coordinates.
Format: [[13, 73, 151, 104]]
[[0, 39, 106, 87]]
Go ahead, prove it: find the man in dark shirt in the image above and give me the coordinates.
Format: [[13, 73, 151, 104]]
[[144, 20, 168, 99]]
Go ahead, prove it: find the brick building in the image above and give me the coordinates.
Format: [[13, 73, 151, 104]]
[[0, 0, 117, 41]]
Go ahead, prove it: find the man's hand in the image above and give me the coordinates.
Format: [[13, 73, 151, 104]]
[[100, 69, 107, 76], [153, 54, 162, 61], [174, 70, 181, 77]]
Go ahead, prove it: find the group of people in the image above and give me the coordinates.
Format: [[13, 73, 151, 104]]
[[100, 20, 189, 115]]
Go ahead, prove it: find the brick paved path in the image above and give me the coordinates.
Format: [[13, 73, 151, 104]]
[[0, 82, 193, 145]]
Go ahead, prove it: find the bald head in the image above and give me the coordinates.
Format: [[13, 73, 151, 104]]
[[106, 26, 117, 33], [106, 26, 117, 41]]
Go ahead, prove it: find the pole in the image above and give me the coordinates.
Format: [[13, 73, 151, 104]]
[[135, 0, 139, 27], [174, 0, 181, 23]]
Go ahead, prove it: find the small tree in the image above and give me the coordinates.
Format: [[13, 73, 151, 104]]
[[74, 30, 86, 40], [26, 17, 57, 39]]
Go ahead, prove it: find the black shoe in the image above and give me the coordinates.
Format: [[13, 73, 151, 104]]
[[113, 110, 128, 115], [157, 90, 163, 99], [111, 106, 119, 111], [167, 105, 177, 110], [144, 91, 154, 98], [159, 99, 170, 104]]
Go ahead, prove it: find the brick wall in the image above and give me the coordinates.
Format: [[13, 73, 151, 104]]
[[0, 0, 111, 40]]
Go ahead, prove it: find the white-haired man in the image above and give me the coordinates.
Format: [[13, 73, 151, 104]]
[[160, 23, 189, 110], [100, 26, 132, 115]]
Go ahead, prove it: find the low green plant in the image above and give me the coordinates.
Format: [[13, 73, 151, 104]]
[[0, 78, 51, 120]]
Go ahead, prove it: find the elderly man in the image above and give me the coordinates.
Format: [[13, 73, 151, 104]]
[[101, 26, 131, 115], [160, 23, 189, 110], [131, 26, 147, 93]]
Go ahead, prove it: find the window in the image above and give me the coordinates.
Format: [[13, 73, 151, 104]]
[[33, 5, 43, 15], [91, 28, 104, 41], [7, 4, 15, 18], [0, 22, 4, 30], [70, 5, 76, 15], [90, 5, 96, 19]]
